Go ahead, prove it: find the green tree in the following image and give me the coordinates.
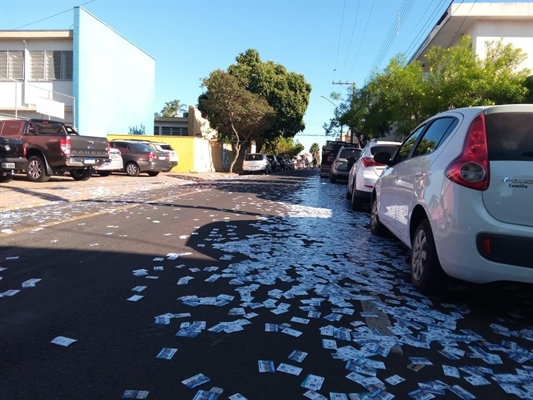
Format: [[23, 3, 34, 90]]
[[128, 124, 146, 135], [227, 49, 312, 144], [262, 136, 304, 159], [157, 100, 188, 117], [337, 36, 531, 137], [198, 70, 275, 173], [309, 143, 320, 161]]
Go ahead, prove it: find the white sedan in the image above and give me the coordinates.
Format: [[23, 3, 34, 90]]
[[95, 147, 123, 176]]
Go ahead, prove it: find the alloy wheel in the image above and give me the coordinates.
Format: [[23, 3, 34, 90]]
[[412, 229, 427, 282]]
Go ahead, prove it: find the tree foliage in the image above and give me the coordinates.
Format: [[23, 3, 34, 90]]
[[156, 100, 188, 117], [128, 124, 146, 135], [198, 70, 275, 173], [309, 143, 320, 160], [227, 49, 312, 143], [262, 136, 304, 159], [335, 36, 531, 138]]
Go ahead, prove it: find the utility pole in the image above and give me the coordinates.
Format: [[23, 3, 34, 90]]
[[331, 82, 357, 144]]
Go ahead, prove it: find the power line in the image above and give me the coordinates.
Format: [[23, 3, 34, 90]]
[[333, 0, 347, 82], [340, 0, 362, 77], [348, 0, 377, 81], [9, 0, 96, 30]]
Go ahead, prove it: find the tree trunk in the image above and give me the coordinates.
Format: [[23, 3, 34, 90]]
[[229, 142, 240, 174]]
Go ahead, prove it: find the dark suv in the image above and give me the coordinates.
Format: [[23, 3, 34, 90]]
[[110, 140, 170, 176]]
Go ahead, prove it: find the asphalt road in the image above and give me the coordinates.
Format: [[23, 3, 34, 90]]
[[0, 170, 532, 400]]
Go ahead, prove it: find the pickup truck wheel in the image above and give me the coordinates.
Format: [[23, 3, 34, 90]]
[[147, 171, 159, 177], [0, 174, 13, 183], [27, 155, 50, 182], [97, 171, 111, 177], [125, 162, 140, 176], [70, 168, 93, 181]]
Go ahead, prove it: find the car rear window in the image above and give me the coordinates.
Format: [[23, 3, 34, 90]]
[[133, 143, 155, 152], [159, 144, 173, 151], [485, 112, 533, 161], [370, 144, 400, 156], [339, 148, 361, 159], [246, 154, 264, 161]]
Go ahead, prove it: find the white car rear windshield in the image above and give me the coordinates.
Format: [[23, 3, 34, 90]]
[[485, 113, 533, 162], [245, 154, 264, 161]]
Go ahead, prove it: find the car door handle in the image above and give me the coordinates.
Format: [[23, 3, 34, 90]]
[[415, 172, 423, 178]]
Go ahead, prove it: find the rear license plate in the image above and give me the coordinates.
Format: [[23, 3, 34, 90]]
[[84, 158, 96, 165], [2, 162, 15, 169], [158, 156, 166, 160]]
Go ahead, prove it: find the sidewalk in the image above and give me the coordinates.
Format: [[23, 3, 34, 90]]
[[0, 172, 238, 211]]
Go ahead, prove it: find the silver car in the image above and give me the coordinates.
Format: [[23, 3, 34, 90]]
[[242, 153, 271, 174], [330, 146, 362, 183]]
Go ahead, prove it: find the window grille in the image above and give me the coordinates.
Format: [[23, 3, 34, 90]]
[[0, 51, 24, 80]]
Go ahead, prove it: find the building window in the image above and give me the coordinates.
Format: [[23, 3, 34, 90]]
[[156, 126, 188, 136], [29, 50, 73, 81], [0, 51, 24, 80]]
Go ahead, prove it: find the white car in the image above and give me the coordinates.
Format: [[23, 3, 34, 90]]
[[95, 147, 123, 176], [330, 146, 362, 183], [150, 142, 178, 171], [242, 153, 271, 174], [370, 104, 533, 294], [346, 140, 401, 210]]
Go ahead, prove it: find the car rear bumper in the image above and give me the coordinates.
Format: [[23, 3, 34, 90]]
[[432, 194, 533, 285], [1, 157, 28, 171]]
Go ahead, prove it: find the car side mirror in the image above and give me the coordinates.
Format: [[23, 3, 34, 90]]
[[374, 152, 392, 165]]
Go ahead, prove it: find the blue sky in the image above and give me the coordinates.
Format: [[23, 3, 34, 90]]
[[0, 0, 523, 151]]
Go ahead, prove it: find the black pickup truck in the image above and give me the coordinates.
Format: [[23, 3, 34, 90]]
[[0, 137, 28, 183], [0, 119, 109, 182]]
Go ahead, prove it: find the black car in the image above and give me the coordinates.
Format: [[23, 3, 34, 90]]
[[110, 140, 171, 176], [0, 137, 28, 183]]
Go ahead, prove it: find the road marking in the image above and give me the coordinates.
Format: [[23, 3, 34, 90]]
[[0, 188, 208, 237]]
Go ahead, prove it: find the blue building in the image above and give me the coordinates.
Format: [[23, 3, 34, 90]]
[[0, 7, 155, 137]]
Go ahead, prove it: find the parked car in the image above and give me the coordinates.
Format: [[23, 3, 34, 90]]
[[94, 147, 123, 176], [267, 155, 280, 172], [346, 140, 401, 210], [285, 158, 295, 170], [330, 146, 362, 183], [110, 140, 171, 176], [320, 140, 355, 177], [277, 156, 287, 171], [147, 142, 178, 171], [370, 104, 533, 294], [0, 118, 108, 182], [242, 153, 271, 174], [0, 137, 28, 183]]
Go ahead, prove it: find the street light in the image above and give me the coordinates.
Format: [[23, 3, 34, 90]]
[[320, 95, 349, 143]]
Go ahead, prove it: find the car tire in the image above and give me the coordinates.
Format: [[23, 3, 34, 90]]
[[411, 219, 447, 294], [346, 185, 352, 200], [329, 172, 337, 183], [147, 171, 160, 177], [26, 155, 50, 182], [0, 174, 13, 183], [70, 168, 93, 181], [125, 162, 140, 177], [350, 191, 363, 211], [370, 194, 387, 236], [97, 171, 111, 177]]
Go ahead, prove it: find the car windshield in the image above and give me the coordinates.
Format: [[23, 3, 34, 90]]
[[339, 148, 361, 159], [245, 154, 264, 161]]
